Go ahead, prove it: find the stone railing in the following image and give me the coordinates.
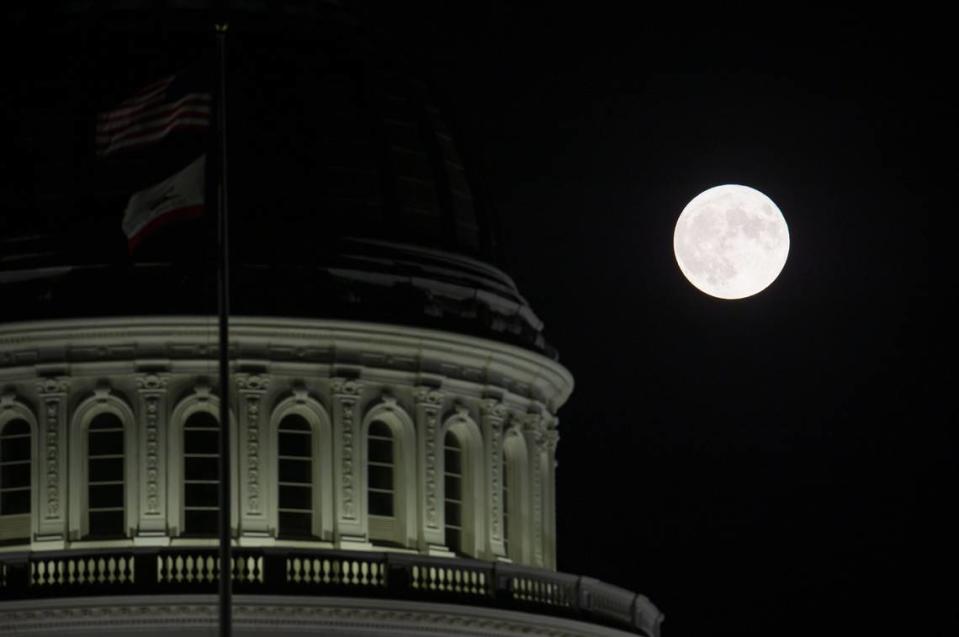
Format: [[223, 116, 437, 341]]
[[0, 547, 662, 636]]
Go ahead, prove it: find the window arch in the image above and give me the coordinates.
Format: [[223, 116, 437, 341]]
[[362, 400, 416, 548], [0, 418, 32, 543], [167, 388, 237, 538], [269, 392, 333, 542], [441, 414, 484, 557], [69, 390, 138, 541]]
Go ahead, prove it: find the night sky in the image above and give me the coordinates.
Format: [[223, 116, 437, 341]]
[[2, 3, 953, 636], [367, 5, 954, 636]]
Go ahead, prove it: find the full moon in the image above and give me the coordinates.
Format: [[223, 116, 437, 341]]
[[673, 184, 789, 300]]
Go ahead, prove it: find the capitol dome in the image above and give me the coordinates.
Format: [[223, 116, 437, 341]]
[[0, 2, 662, 635]]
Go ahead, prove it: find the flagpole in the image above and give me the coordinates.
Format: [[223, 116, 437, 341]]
[[215, 21, 233, 637]]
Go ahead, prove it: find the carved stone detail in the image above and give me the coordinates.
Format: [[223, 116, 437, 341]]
[[36, 377, 68, 520], [413, 387, 443, 406], [415, 387, 444, 530], [340, 399, 356, 519], [135, 373, 168, 518], [236, 373, 271, 393], [236, 374, 270, 516], [144, 397, 161, 513], [35, 377, 69, 396], [333, 379, 363, 520], [330, 378, 362, 397], [136, 373, 168, 392], [544, 429, 560, 454], [481, 399, 507, 541], [246, 399, 261, 512], [520, 412, 547, 446]]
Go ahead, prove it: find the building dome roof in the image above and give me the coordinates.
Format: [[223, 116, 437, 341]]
[[1, 1, 551, 354]]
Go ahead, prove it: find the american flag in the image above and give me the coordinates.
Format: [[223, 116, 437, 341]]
[[96, 72, 211, 156]]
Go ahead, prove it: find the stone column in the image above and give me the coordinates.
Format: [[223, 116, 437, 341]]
[[480, 397, 508, 560], [236, 373, 271, 539], [135, 373, 169, 540], [543, 423, 560, 571], [331, 378, 365, 546], [522, 411, 548, 568], [413, 386, 446, 553], [34, 376, 69, 545]]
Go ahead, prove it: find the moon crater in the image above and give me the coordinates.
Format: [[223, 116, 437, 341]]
[[674, 185, 789, 299]]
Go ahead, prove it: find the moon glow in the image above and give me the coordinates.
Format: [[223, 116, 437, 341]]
[[673, 184, 789, 300]]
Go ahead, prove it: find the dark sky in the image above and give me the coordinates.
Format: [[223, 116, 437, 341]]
[[2, 4, 952, 636], [367, 5, 954, 636]]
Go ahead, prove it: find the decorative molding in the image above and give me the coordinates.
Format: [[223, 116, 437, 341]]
[[0, 392, 17, 410], [414, 387, 445, 530], [136, 373, 168, 392], [341, 400, 355, 520], [35, 377, 69, 396], [412, 386, 443, 406], [481, 400, 507, 542], [331, 377, 362, 397], [544, 430, 560, 454], [144, 396, 161, 514], [0, 596, 645, 637], [236, 374, 270, 516], [36, 377, 68, 520], [192, 382, 213, 401], [236, 373, 271, 393], [332, 378, 363, 521], [481, 397, 508, 421], [246, 398, 261, 513], [521, 412, 547, 448], [136, 373, 168, 517]]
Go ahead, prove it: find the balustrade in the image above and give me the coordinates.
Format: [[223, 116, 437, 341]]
[[0, 547, 658, 636]]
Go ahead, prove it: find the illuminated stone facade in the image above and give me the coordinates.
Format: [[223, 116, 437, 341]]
[[0, 317, 566, 564]]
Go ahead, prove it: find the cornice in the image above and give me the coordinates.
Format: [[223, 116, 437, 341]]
[[0, 595, 642, 637], [0, 317, 573, 410]]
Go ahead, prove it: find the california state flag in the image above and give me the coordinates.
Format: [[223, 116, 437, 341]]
[[122, 154, 205, 251]]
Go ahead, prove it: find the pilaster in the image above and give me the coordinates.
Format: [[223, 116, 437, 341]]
[[34, 376, 69, 544], [543, 422, 560, 570], [413, 386, 446, 553], [134, 373, 169, 539], [480, 397, 508, 560], [521, 410, 549, 568], [236, 372, 271, 538], [331, 377, 365, 546]]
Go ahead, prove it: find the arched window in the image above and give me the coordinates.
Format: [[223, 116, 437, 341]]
[[444, 430, 463, 554], [183, 411, 220, 536], [0, 419, 31, 542], [87, 413, 125, 538], [367, 420, 394, 519], [277, 414, 313, 538]]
